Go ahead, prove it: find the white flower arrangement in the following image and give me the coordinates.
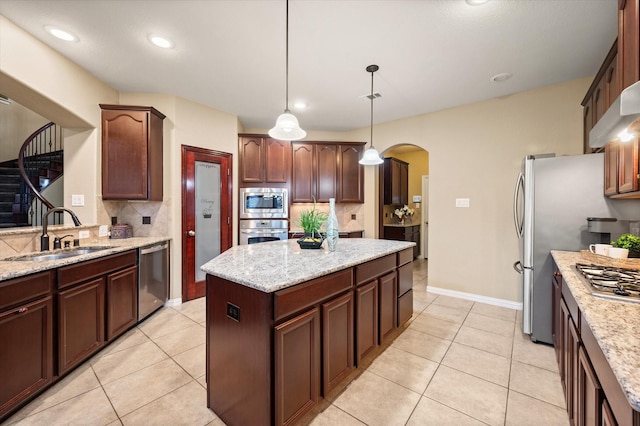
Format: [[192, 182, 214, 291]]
[[394, 205, 414, 220]]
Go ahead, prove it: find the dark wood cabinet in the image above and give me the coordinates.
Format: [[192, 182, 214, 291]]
[[378, 272, 397, 343], [274, 307, 320, 426], [0, 271, 54, 420], [383, 157, 409, 205], [604, 142, 619, 196], [577, 346, 602, 426], [100, 105, 165, 200], [239, 135, 290, 185], [384, 225, 420, 258], [58, 278, 106, 374], [617, 137, 640, 194], [106, 265, 138, 341], [291, 142, 365, 203], [618, 0, 640, 92], [355, 280, 378, 365], [397, 252, 414, 326], [321, 292, 353, 395]]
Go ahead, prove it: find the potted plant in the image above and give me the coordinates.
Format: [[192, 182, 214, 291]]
[[297, 199, 328, 249], [611, 233, 640, 258]]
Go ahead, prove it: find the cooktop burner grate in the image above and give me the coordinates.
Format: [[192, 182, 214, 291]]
[[575, 263, 640, 303]]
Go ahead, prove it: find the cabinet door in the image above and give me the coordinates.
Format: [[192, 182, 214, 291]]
[[577, 346, 602, 426], [411, 226, 420, 258], [265, 138, 290, 183], [58, 278, 105, 374], [618, 0, 640, 91], [567, 316, 580, 426], [338, 144, 364, 203], [239, 137, 264, 183], [378, 272, 397, 343], [617, 138, 639, 193], [400, 162, 409, 205], [559, 299, 569, 394], [604, 142, 619, 195], [322, 292, 353, 395], [0, 296, 53, 419], [583, 98, 594, 154], [593, 86, 606, 125], [316, 144, 338, 202], [106, 265, 138, 341], [292, 143, 314, 203], [601, 398, 617, 426], [274, 307, 320, 426], [551, 271, 562, 361], [355, 281, 378, 365], [604, 55, 619, 107]]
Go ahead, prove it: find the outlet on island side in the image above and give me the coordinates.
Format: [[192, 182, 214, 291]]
[[142, 216, 151, 224], [226, 302, 240, 322]]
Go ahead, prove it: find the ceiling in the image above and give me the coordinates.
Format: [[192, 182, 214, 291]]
[[0, 0, 618, 132]]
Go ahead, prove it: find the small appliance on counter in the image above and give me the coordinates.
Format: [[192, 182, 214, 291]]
[[110, 223, 133, 239], [587, 217, 634, 243]]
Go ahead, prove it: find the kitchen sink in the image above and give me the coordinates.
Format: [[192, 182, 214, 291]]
[[3, 246, 113, 262]]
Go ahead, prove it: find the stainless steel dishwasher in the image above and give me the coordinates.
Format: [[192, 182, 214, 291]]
[[138, 242, 169, 321]]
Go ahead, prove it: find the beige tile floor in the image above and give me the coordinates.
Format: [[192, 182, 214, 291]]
[[3, 258, 569, 426]]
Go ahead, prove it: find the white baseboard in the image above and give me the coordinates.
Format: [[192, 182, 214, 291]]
[[165, 297, 182, 307], [427, 286, 522, 311]]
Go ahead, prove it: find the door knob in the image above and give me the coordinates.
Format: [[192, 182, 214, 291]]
[[188, 230, 195, 237]]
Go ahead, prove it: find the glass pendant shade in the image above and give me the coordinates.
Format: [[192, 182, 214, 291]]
[[359, 146, 384, 165], [269, 110, 307, 141]]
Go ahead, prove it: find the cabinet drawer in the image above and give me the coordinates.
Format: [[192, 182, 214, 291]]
[[398, 289, 413, 326], [397, 248, 413, 267], [355, 254, 395, 286], [561, 283, 580, 329], [274, 269, 353, 322], [58, 251, 136, 290], [0, 271, 53, 311]]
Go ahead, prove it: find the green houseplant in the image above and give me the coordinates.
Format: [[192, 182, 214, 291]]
[[297, 199, 328, 248], [611, 233, 640, 258]]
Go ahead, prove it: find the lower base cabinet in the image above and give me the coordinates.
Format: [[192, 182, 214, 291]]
[[58, 278, 106, 374], [0, 295, 53, 419], [322, 292, 354, 395], [106, 265, 138, 340], [378, 272, 397, 342], [275, 308, 320, 426], [577, 346, 602, 426], [355, 281, 378, 365]]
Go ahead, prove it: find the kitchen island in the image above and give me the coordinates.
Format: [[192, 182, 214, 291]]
[[551, 251, 640, 425], [202, 238, 415, 426]]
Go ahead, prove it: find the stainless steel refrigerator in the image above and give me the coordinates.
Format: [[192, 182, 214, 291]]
[[512, 153, 640, 344]]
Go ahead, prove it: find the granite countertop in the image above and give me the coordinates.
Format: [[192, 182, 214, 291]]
[[201, 238, 414, 293], [551, 250, 640, 411], [0, 237, 170, 282]]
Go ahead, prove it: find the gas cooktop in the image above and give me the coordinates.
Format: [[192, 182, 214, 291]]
[[575, 263, 640, 304]]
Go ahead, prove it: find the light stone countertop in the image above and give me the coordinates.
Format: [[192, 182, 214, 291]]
[[551, 250, 640, 411], [0, 237, 170, 282], [201, 238, 415, 293]]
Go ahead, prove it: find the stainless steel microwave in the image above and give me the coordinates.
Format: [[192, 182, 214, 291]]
[[239, 188, 288, 219]]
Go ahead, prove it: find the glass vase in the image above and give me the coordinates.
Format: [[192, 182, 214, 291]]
[[326, 198, 339, 252]]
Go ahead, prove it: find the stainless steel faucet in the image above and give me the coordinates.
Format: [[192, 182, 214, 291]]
[[41, 208, 82, 251]]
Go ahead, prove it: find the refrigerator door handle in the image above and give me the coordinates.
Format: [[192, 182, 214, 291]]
[[513, 261, 523, 274], [513, 172, 525, 238]]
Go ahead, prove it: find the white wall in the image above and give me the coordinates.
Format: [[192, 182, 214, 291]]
[[0, 100, 49, 162]]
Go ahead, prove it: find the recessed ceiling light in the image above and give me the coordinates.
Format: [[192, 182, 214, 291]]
[[466, 0, 489, 5], [491, 72, 512, 83], [293, 102, 307, 109], [148, 34, 174, 49], [45, 25, 78, 42]]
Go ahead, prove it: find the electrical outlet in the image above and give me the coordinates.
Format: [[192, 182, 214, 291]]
[[71, 194, 85, 206], [78, 230, 90, 239], [111, 217, 117, 225], [98, 225, 109, 237], [142, 216, 151, 224], [226, 303, 240, 322], [351, 214, 356, 220]]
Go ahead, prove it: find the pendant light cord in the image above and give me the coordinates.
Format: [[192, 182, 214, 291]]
[[370, 68, 374, 149], [284, 0, 290, 112]]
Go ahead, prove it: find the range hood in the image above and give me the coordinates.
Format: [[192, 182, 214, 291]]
[[589, 80, 640, 148]]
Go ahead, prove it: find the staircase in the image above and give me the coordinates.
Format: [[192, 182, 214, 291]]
[[0, 123, 64, 228]]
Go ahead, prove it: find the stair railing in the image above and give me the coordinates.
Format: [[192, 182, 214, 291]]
[[17, 122, 64, 226]]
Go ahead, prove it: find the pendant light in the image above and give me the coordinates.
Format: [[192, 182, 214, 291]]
[[359, 64, 384, 165], [269, 0, 306, 141]]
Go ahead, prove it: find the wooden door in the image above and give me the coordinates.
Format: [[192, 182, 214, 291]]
[[617, 138, 639, 193], [322, 292, 354, 395], [577, 346, 602, 426], [567, 317, 580, 425], [316, 144, 338, 202], [338, 144, 364, 203], [0, 296, 53, 419], [291, 143, 314, 202], [274, 307, 320, 426], [265, 138, 290, 183], [378, 272, 397, 342], [355, 280, 378, 365], [604, 142, 618, 195], [239, 136, 264, 183], [106, 265, 138, 340], [58, 278, 105, 374], [181, 145, 232, 301]]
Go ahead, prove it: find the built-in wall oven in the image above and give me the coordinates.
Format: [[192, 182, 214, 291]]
[[240, 188, 288, 219], [239, 219, 289, 245]]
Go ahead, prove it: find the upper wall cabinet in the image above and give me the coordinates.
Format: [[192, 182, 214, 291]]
[[291, 142, 365, 203], [618, 0, 640, 91], [239, 135, 290, 186], [382, 157, 409, 205], [100, 105, 165, 200]]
